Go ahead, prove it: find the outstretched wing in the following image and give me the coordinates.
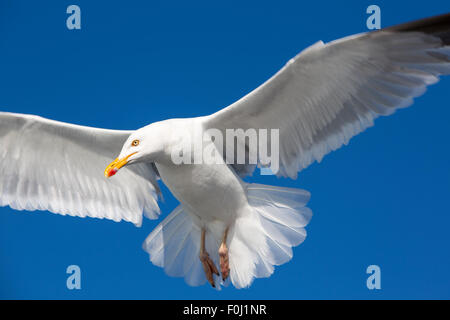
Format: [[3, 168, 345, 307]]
[[205, 13, 450, 178], [0, 112, 160, 226]]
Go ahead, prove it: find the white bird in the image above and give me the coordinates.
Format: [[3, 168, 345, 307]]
[[1, 14, 449, 289]]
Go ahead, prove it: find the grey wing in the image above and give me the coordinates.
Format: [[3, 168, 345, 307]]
[[205, 13, 450, 179], [0, 112, 160, 226]]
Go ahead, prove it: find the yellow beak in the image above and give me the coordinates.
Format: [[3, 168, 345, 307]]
[[104, 152, 137, 178]]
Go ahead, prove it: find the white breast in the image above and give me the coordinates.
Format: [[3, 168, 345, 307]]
[[155, 161, 248, 226]]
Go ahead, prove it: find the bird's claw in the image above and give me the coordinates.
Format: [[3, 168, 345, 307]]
[[219, 243, 230, 281], [200, 252, 219, 287]]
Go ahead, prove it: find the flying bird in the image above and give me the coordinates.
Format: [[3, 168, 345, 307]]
[[1, 13, 449, 289]]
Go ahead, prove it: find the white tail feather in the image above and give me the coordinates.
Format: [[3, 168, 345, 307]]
[[142, 205, 222, 287], [142, 183, 312, 289], [228, 183, 312, 288]]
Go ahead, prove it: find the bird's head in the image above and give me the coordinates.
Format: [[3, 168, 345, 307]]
[[104, 123, 167, 178]]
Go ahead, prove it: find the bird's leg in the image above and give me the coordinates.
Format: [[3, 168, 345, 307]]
[[199, 228, 219, 288], [219, 226, 230, 281]]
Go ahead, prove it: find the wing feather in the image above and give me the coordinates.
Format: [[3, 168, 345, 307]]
[[205, 13, 450, 178], [0, 112, 160, 226]]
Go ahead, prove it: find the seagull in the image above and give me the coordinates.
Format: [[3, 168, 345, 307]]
[[1, 13, 449, 289]]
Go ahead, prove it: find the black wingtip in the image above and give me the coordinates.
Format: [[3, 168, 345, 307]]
[[383, 12, 450, 45]]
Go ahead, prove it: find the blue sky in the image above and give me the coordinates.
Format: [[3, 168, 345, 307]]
[[1, 0, 449, 299]]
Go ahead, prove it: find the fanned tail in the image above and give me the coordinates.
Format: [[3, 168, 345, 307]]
[[142, 183, 312, 289], [228, 183, 312, 288]]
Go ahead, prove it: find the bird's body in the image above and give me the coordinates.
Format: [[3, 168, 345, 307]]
[[1, 13, 450, 289], [156, 161, 246, 225], [141, 116, 248, 224], [139, 117, 309, 288]]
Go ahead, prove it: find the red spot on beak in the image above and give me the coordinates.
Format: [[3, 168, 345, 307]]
[[106, 167, 118, 177]]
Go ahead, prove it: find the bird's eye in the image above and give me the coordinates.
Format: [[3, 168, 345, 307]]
[[131, 139, 140, 147]]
